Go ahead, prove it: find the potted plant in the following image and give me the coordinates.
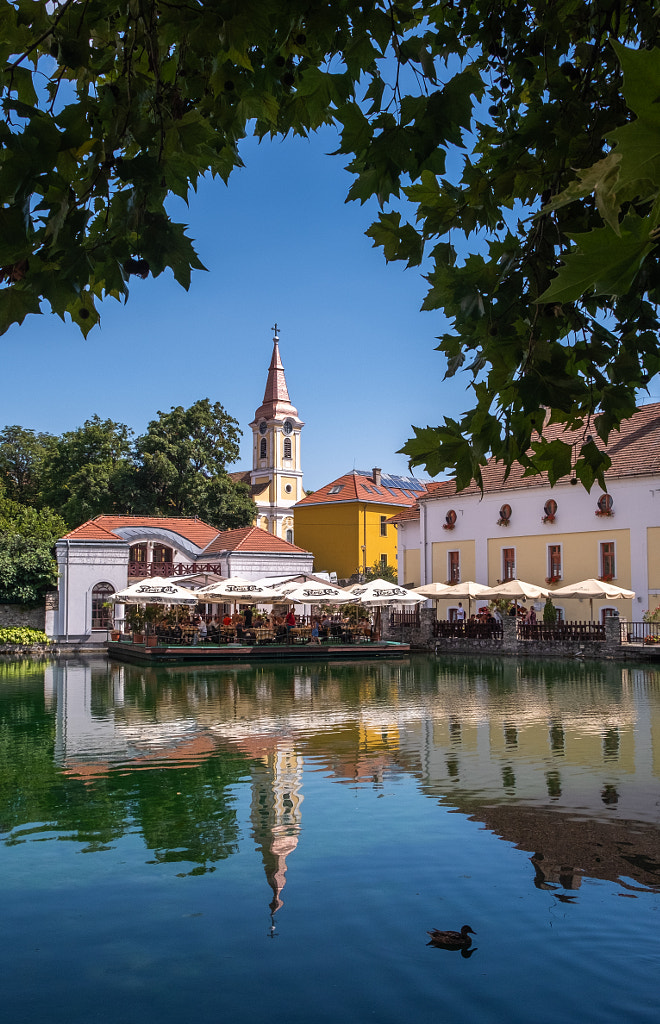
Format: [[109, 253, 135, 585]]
[[126, 606, 145, 643]]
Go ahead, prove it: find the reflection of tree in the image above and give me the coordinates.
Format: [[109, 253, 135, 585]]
[[133, 759, 246, 874], [0, 666, 249, 867]]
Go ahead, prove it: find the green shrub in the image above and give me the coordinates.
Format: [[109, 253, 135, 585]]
[[543, 598, 557, 625], [0, 626, 49, 645]]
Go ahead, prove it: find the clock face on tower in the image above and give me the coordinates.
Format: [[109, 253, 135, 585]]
[[259, 421, 268, 435], [283, 419, 293, 435]]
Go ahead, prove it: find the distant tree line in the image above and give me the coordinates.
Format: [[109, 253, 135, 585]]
[[0, 399, 255, 603]]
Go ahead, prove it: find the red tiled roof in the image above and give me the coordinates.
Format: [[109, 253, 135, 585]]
[[60, 520, 126, 541], [390, 402, 660, 521], [227, 469, 268, 498], [202, 526, 310, 555], [61, 514, 221, 547], [295, 471, 423, 508], [386, 506, 423, 525]]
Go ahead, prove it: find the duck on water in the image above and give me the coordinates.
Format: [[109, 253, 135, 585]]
[[427, 925, 476, 953]]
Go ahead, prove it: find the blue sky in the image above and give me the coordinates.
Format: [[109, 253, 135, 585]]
[[2, 124, 465, 492]]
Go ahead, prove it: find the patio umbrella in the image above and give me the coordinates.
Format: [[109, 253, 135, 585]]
[[197, 577, 281, 603], [352, 579, 425, 606], [283, 581, 357, 605], [109, 576, 199, 605], [411, 582, 453, 599], [550, 578, 635, 621], [479, 579, 550, 616], [432, 580, 490, 617]]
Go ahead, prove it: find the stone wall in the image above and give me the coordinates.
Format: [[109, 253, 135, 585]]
[[0, 602, 46, 630], [383, 610, 657, 662]]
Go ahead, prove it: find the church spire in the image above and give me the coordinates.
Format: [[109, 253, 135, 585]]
[[254, 324, 298, 421]]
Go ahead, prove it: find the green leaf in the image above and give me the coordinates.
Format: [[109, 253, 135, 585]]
[[538, 213, 655, 303], [0, 286, 41, 335]]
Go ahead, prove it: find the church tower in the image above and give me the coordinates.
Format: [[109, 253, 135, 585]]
[[249, 326, 304, 541]]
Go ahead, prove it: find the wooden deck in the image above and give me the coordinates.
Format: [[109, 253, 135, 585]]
[[107, 639, 411, 665]]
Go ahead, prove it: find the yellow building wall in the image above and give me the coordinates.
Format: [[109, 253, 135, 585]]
[[280, 476, 297, 500], [253, 478, 271, 502], [647, 527, 660, 613], [403, 548, 420, 587], [431, 540, 476, 584], [487, 529, 633, 618], [293, 502, 404, 579]]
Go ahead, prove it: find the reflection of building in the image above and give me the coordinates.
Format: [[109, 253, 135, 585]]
[[42, 656, 660, 898], [392, 403, 660, 621], [250, 747, 304, 921]]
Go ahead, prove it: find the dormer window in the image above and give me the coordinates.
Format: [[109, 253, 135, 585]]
[[328, 485, 344, 494]]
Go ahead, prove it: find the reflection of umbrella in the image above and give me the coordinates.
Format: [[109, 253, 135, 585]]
[[110, 576, 199, 605], [284, 581, 356, 605], [352, 579, 425, 606], [550, 578, 635, 621], [198, 577, 280, 603]]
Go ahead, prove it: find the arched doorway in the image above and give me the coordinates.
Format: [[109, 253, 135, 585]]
[[91, 582, 115, 629]]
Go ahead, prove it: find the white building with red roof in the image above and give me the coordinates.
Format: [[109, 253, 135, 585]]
[[390, 403, 660, 622], [54, 516, 313, 642]]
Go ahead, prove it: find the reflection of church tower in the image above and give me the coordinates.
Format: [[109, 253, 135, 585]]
[[250, 746, 304, 927], [249, 326, 304, 541]]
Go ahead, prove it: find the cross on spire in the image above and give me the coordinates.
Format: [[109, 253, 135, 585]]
[[271, 322, 279, 340]]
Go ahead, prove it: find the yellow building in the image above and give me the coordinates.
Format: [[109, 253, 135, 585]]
[[392, 402, 660, 622], [293, 469, 425, 580]]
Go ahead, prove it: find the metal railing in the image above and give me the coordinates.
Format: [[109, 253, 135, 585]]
[[623, 621, 660, 645]]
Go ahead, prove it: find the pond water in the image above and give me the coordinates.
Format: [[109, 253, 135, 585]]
[[1, 653, 659, 1024]]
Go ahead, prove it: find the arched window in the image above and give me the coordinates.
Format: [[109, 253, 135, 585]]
[[91, 582, 115, 629], [260, 437, 267, 459], [283, 437, 292, 459], [130, 543, 147, 563], [286, 529, 294, 543]]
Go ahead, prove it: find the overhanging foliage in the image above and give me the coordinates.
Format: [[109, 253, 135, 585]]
[[2, 1, 660, 488]]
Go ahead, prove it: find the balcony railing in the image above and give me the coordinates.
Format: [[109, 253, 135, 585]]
[[128, 561, 224, 578]]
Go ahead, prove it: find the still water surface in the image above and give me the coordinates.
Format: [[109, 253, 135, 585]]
[[1, 654, 659, 1024]]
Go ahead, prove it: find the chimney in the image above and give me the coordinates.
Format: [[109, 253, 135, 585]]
[[372, 467, 382, 486]]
